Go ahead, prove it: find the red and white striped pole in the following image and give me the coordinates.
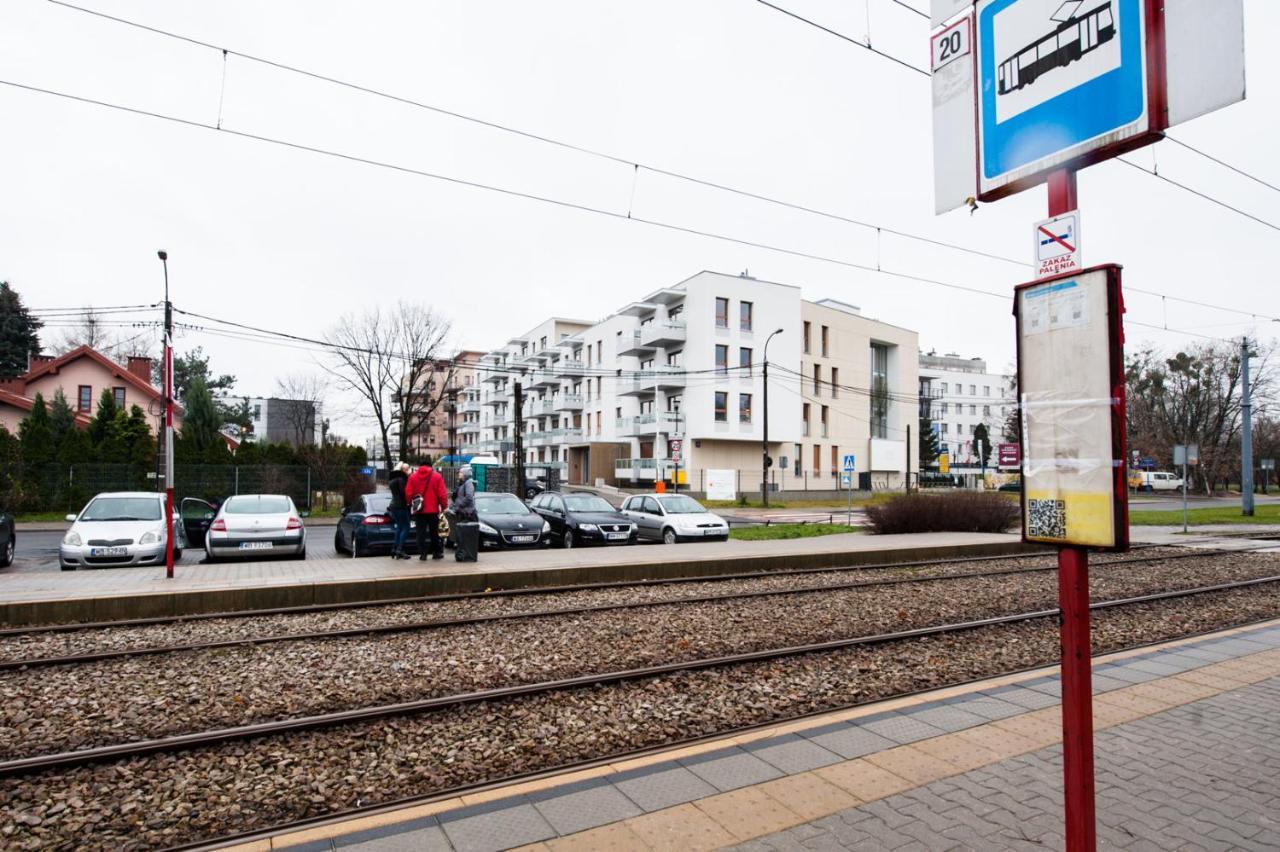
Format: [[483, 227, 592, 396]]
[[159, 250, 175, 580]]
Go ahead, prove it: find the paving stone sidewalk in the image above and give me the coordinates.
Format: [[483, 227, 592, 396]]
[[731, 677, 1280, 851]]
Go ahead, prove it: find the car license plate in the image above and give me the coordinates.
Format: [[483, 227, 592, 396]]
[[704, 529, 721, 536], [90, 546, 127, 557], [510, 535, 536, 543], [607, 532, 629, 541], [239, 542, 274, 550]]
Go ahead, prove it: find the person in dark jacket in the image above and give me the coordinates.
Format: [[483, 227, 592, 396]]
[[388, 462, 412, 560], [406, 457, 448, 560]]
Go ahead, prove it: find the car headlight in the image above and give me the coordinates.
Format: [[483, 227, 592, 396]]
[[478, 522, 498, 535], [63, 531, 83, 546], [578, 523, 598, 532], [139, 530, 162, 545], [541, 520, 551, 533]]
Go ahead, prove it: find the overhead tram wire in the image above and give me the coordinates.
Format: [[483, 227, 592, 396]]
[[39, 1, 1280, 321], [1116, 158, 1280, 235], [1164, 136, 1280, 195], [751, 0, 930, 77], [1, 82, 1267, 346]]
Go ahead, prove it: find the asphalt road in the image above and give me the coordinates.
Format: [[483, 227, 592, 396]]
[[7, 528, 344, 574], [1130, 493, 1280, 513]]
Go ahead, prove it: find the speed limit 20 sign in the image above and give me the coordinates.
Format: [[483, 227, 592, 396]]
[[931, 17, 970, 72]]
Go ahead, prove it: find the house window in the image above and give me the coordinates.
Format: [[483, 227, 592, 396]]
[[984, 385, 991, 397], [802, 403, 810, 436], [821, 405, 829, 438], [112, 387, 126, 408], [596, 411, 602, 432], [739, 393, 752, 423], [821, 326, 829, 357], [802, 321, 811, 354], [715, 297, 729, 328], [714, 391, 728, 422], [955, 383, 962, 394], [813, 444, 821, 474], [78, 385, 91, 410], [667, 350, 682, 366], [831, 368, 839, 398], [739, 347, 752, 376], [740, 301, 753, 331], [970, 404, 977, 415], [970, 384, 976, 396], [715, 345, 728, 375]]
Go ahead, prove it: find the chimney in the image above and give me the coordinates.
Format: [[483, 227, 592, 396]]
[[0, 378, 23, 395], [29, 354, 55, 369], [127, 356, 154, 384]]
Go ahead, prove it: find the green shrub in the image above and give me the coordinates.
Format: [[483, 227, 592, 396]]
[[864, 492, 1019, 535]]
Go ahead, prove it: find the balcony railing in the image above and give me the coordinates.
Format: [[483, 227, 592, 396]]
[[556, 393, 584, 411], [557, 359, 587, 377], [639, 320, 687, 348]]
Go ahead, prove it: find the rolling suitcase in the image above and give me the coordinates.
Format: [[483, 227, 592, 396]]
[[454, 522, 480, 563]]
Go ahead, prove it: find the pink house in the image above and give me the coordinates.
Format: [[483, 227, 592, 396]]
[[0, 346, 183, 436]]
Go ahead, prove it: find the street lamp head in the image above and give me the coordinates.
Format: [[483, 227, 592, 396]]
[[157, 250, 168, 261], [774, 328, 784, 335]]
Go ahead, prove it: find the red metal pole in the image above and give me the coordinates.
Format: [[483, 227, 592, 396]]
[[160, 253, 175, 580], [1048, 167, 1095, 852]]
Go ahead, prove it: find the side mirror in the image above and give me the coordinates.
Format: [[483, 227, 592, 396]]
[[65, 514, 77, 523]]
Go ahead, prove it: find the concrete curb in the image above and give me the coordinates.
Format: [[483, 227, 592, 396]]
[[0, 540, 1043, 627]]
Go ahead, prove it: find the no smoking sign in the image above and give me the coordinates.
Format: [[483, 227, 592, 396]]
[[1034, 210, 1082, 278]]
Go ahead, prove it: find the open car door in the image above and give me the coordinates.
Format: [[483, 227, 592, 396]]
[[180, 497, 217, 547]]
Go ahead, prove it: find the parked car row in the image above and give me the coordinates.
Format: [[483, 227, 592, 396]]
[[51, 488, 730, 569]]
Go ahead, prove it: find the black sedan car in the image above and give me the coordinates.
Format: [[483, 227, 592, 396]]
[[530, 492, 637, 548], [0, 510, 13, 568], [335, 493, 418, 557], [445, 492, 551, 550]]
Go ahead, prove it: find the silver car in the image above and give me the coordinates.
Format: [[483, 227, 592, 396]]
[[60, 491, 186, 571], [204, 494, 306, 561], [621, 493, 730, 544]]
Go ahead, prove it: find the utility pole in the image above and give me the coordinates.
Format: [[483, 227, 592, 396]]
[[513, 381, 526, 499], [158, 250, 175, 580], [1242, 337, 1254, 517], [671, 408, 682, 492], [762, 329, 784, 507], [906, 423, 912, 494], [446, 358, 458, 466]]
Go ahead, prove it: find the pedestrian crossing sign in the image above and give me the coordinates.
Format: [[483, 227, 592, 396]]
[[843, 454, 856, 472]]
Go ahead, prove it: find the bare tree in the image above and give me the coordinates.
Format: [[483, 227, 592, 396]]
[[274, 373, 327, 447], [55, 307, 154, 359], [323, 303, 452, 470]]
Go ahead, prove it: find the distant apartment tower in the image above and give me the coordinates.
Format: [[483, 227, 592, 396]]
[[242, 397, 322, 448], [917, 352, 1016, 472], [402, 350, 485, 460]]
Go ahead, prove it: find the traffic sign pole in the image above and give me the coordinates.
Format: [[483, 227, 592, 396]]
[[1048, 167, 1096, 852]]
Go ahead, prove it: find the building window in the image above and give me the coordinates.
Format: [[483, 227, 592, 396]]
[[802, 403, 810, 436], [667, 350, 682, 366], [821, 405, 829, 438], [970, 404, 977, 415], [939, 402, 948, 415], [596, 411, 602, 433], [740, 301, 753, 331], [831, 445, 839, 476], [794, 444, 802, 476], [983, 405, 991, 416], [739, 347, 752, 376], [955, 383, 962, 394], [813, 444, 821, 474], [715, 344, 728, 375], [870, 343, 889, 439], [78, 385, 91, 410], [714, 391, 728, 422], [969, 384, 976, 396], [112, 387, 126, 408], [739, 393, 752, 423], [821, 326, 829, 357], [941, 423, 949, 434], [715, 297, 729, 328], [802, 321, 811, 354], [831, 367, 839, 398], [984, 385, 991, 397], [813, 364, 821, 396]]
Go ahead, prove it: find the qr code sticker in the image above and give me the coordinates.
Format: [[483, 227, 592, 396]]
[[1028, 499, 1066, 539]]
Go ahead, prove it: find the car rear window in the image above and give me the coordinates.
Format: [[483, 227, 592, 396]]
[[364, 494, 391, 514], [224, 496, 292, 514], [80, 496, 162, 521]]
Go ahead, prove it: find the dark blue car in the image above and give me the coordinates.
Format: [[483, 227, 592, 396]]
[[335, 493, 418, 557]]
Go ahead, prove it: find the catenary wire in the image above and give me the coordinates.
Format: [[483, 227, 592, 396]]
[[1164, 136, 1280, 195]]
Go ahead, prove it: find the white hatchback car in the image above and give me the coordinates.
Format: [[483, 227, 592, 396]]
[[60, 492, 185, 571], [621, 493, 730, 544], [204, 494, 306, 561]]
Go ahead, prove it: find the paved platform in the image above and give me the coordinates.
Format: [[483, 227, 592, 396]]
[[0, 532, 1030, 625], [247, 618, 1280, 852]]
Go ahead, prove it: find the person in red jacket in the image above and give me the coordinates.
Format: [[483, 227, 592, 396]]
[[406, 458, 449, 560]]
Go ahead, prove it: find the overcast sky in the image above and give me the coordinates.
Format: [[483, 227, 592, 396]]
[[2, 0, 1277, 442]]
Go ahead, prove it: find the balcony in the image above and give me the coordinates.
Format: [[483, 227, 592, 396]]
[[556, 393, 584, 411], [555, 427, 584, 443], [557, 359, 587, 378], [614, 457, 673, 482], [618, 329, 655, 357], [461, 399, 481, 413], [640, 320, 687, 349], [619, 372, 656, 396], [617, 412, 683, 436], [531, 370, 559, 389], [482, 392, 507, 407], [482, 369, 508, 385], [525, 399, 556, 417], [527, 431, 550, 447], [653, 367, 685, 389]]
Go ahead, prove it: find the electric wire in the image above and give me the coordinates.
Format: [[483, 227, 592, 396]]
[[1117, 158, 1280, 234], [1164, 136, 1280, 196], [752, 0, 930, 76]]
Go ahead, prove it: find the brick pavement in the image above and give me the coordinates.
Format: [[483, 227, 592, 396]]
[[255, 619, 1280, 852]]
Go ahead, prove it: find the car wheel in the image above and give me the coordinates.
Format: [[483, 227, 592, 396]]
[[173, 548, 183, 560], [353, 536, 367, 558], [0, 535, 13, 568], [296, 547, 306, 560], [61, 563, 76, 571], [662, 527, 678, 545], [563, 531, 575, 549]]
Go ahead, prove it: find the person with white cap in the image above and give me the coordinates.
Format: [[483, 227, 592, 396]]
[[453, 465, 477, 522]]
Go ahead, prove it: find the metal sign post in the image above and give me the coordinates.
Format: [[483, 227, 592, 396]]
[[158, 250, 175, 580], [843, 454, 856, 527], [1174, 444, 1199, 533]]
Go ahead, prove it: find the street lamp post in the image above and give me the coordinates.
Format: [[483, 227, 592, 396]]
[[157, 250, 175, 579], [762, 328, 784, 507]]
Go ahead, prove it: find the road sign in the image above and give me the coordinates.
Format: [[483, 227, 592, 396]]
[[939, 453, 951, 474], [1261, 459, 1275, 471], [843, 454, 857, 473], [670, 439, 682, 462], [359, 467, 374, 476], [998, 442, 1021, 467], [932, 16, 972, 71], [840, 473, 852, 489], [1035, 211, 1082, 278], [1173, 444, 1199, 466]]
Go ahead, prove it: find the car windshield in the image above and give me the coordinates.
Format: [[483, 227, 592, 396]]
[[564, 495, 615, 513], [364, 495, 391, 514], [478, 495, 529, 514], [658, 495, 707, 514], [80, 496, 161, 521], [224, 496, 292, 514]]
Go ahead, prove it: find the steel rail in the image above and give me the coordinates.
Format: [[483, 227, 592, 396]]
[[2, 546, 1265, 671], [3, 573, 1277, 780]]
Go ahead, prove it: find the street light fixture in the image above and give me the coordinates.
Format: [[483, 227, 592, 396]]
[[762, 328, 784, 507]]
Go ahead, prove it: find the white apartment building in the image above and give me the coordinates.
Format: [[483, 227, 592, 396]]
[[918, 352, 1016, 473], [465, 271, 919, 493]]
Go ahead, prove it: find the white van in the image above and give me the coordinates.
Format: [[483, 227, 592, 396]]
[[1139, 471, 1184, 492]]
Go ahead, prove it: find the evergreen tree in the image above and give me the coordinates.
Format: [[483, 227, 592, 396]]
[[178, 378, 223, 456], [918, 414, 941, 468], [48, 388, 77, 449], [88, 388, 120, 447], [122, 405, 155, 468], [57, 425, 92, 466], [0, 282, 42, 379], [17, 393, 54, 466]]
